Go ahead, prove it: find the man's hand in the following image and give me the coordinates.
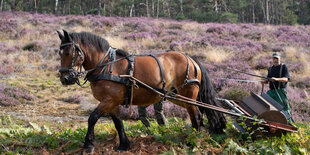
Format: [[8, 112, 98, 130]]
[[269, 77, 288, 82], [261, 80, 268, 84]]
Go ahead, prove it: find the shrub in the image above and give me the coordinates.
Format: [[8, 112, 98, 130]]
[[0, 82, 34, 106], [62, 94, 84, 104], [223, 87, 250, 102], [219, 12, 238, 23], [22, 42, 42, 51]]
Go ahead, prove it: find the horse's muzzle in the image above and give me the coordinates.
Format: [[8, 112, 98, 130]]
[[59, 70, 79, 85]]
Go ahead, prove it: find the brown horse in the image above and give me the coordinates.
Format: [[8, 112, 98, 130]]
[[57, 30, 226, 153]]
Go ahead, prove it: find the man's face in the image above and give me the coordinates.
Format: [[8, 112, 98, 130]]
[[272, 57, 280, 66]]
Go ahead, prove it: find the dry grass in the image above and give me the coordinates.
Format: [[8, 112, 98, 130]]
[[105, 36, 129, 50], [182, 22, 204, 32], [139, 38, 158, 50], [285, 46, 298, 61], [70, 26, 94, 34], [203, 47, 232, 63], [284, 46, 310, 76]]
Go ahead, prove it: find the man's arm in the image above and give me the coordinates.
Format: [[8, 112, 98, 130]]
[[270, 77, 288, 82], [261, 77, 288, 84]]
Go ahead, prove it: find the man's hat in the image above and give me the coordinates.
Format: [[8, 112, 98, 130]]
[[272, 52, 281, 59]]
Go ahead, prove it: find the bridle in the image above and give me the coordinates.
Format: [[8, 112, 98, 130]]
[[59, 41, 85, 73], [58, 41, 128, 87], [58, 41, 86, 86]]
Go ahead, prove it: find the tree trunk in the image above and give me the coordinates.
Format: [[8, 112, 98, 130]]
[[0, 0, 3, 11], [54, 0, 58, 14], [79, 2, 82, 15], [180, 0, 183, 15], [260, 0, 266, 24], [62, 0, 65, 14], [130, 3, 134, 17], [252, 0, 255, 23], [163, 0, 170, 17], [275, 0, 279, 24], [214, 0, 218, 14], [146, 0, 150, 17], [68, 0, 70, 14], [265, 0, 270, 24], [151, 0, 154, 17], [103, 0, 106, 16], [98, 0, 101, 15], [10, 0, 16, 11], [156, 0, 159, 18], [34, 0, 37, 13]]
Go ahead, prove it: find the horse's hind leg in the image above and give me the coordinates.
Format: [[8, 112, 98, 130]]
[[172, 84, 201, 131], [186, 105, 201, 131]]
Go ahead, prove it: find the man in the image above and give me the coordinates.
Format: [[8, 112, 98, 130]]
[[138, 101, 166, 127], [262, 52, 293, 122]]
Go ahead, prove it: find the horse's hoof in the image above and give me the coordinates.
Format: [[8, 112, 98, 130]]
[[116, 145, 130, 151], [83, 146, 95, 154]]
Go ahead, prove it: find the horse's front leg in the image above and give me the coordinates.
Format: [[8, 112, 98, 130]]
[[83, 108, 101, 153], [111, 114, 130, 150], [83, 99, 118, 153]]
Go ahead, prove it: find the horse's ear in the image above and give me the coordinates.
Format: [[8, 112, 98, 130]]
[[63, 29, 72, 42], [57, 30, 64, 41]]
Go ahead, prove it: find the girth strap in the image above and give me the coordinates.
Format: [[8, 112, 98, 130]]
[[124, 55, 135, 108], [182, 54, 200, 85], [86, 74, 128, 84], [149, 54, 166, 93]]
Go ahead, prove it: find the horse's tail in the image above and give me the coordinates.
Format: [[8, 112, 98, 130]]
[[191, 56, 227, 133]]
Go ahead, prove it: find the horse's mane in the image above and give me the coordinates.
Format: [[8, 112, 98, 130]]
[[70, 32, 129, 57]]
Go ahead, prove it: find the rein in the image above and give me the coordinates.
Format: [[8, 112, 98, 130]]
[[207, 63, 269, 80]]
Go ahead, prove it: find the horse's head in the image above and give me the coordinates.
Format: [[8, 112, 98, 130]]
[[57, 30, 85, 85]]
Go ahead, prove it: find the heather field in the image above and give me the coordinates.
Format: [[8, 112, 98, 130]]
[[0, 11, 310, 154]]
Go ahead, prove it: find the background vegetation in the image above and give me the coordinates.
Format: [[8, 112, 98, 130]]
[[1, 0, 310, 25]]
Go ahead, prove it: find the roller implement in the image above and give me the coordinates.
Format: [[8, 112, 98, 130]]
[[218, 92, 297, 137]]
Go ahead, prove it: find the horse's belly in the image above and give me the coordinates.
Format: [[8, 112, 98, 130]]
[[131, 87, 162, 106]]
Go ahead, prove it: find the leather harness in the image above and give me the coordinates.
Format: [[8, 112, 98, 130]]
[[85, 49, 200, 107]]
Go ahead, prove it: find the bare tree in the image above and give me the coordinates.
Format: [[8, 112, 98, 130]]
[[61, 0, 65, 14], [103, 0, 106, 15], [152, 0, 154, 17], [98, 0, 101, 15], [146, 0, 150, 17], [0, 0, 3, 11], [265, 0, 270, 24], [68, 0, 70, 14], [54, 0, 58, 14], [140, 0, 150, 17], [129, 3, 134, 17], [213, 0, 218, 14], [180, 0, 183, 15], [156, 0, 159, 18], [163, 0, 170, 17], [252, 0, 255, 23]]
